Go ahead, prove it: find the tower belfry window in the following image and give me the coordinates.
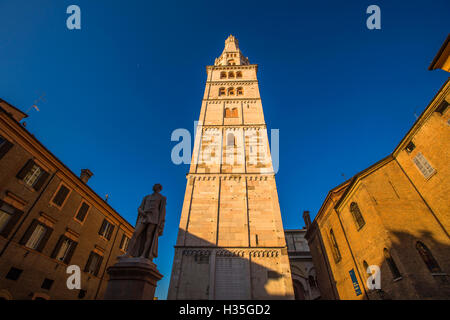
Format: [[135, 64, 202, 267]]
[[237, 87, 243, 96], [236, 71, 242, 78], [228, 71, 235, 78], [220, 72, 227, 79], [227, 88, 235, 96], [219, 87, 226, 96]]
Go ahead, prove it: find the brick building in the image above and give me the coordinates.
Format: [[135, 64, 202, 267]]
[[0, 99, 134, 300], [304, 38, 450, 300], [285, 228, 321, 300]]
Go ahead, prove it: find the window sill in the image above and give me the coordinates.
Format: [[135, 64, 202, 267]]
[[393, 277, 403, 282], [431, 273, 447, 277]]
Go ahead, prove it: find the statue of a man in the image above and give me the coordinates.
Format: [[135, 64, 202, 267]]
[[124, 184, 166, 260]]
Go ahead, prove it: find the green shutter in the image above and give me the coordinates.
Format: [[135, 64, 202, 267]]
[[50, 235, 65, 259], [36, 226, 53, 252], [33, 171, 49, 191], [65, 241, 78, 264], [0, 205, 23, 238], [94, 255, 103, 277], [16, 159, 35, 180], [19, 219, 39, 245], [0, 140, 13, 160]]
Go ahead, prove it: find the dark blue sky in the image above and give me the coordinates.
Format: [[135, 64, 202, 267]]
[[1, 0, 448, 299]]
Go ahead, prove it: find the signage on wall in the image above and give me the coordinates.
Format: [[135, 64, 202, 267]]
[[349, 269, 362, 296]]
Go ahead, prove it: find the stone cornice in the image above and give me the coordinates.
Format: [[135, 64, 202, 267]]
[[206, 64, 258, 71], [186, 173, 276, 180], [207, 80, 258, 85], [203, 98, 260, 102]]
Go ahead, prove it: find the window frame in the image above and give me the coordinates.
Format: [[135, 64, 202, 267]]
[[349, 202, 366, 231], [74, 201, 90, 223], [50, 182, 72, 209]]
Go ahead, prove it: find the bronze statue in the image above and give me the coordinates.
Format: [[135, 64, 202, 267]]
[[123, 184, 166, 260]]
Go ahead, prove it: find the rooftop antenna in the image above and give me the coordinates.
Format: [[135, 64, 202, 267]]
[[26, 92, 46, 114]]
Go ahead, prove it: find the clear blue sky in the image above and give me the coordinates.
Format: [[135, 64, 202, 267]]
[[1, 0, 448, 299]]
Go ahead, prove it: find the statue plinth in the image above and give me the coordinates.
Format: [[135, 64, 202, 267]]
[[103, 257, 163, 300]]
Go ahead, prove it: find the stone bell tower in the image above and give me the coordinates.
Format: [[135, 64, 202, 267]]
[[168, 35, 294, 300]]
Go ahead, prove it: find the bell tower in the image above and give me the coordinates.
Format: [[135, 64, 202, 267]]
[[168, 35, 294, 299]]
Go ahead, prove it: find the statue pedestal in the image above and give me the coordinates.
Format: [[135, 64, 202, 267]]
[[103, 257, 163, 300]]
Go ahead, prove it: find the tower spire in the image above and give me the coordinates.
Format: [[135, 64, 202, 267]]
[[214, 35, 250, 66]]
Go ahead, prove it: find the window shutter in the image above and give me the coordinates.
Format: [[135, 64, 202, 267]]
[[19, 219, 39, 245], [16, 159, 35, 180], [119, 234, 125, 249], [65, 241, 78, 264], [0, 206, 24, 238], [98, 219, 107, 236], [0, 140, 13, 160], [33, 171, 49, 191], [50, 235, 65, 259], [94, 255, 103, 277], [36, 226, 53, 252], [106, 224, 115, 240], [84, 252, 94, 272]]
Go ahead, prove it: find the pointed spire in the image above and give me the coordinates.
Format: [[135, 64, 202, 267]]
[[214, 35, 249, 66]]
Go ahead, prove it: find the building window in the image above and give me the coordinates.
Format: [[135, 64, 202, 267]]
[[20, 220, 53, 252], [51, 184, 70, 207], [219, 87, 226, 96], [236, 87, 243, 96], [416, 241, 442, 273], [16, 160, 49, 191], [228, 71, 235, 78], [84, 252, 103, 276], [350, 202, 366, 230], [227, 59, 235, 65], [99, 219, 115, 240], [227, 87, 235, 96], [383, 248, 401, 279], [0, 200, 23, 238], [119, 234, 130, 252], [435, 99, 448, 114], [363, 260, 369, 271], [0, 135, 13, 160], [75, 202, 90, 222], [227, 133, 236, 147], [41, 278, 54, 290], [413, 153, 436, 179], [220, 71, 226, 79], [329, 229, 341, 262], [236, 71, 242, 78], [51, 236, 78, 264], [308, 275, 317, 288], [405, 141, 416, 153], [5, 267, 23, 281]]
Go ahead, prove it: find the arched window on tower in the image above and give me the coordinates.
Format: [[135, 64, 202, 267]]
[[227, 87, 235, 96], [220, 72, 227, 79], [228, 60, 235, 65], [227, 133, 235, 147], [363, 260, 369, 272], [224, 108, 232, 118], [236, 87, 244, 96], [350, 202, 365, 230], [236, 71, 242, 78], [383, 248, 401, 279], [416, 241, 442, 273], [228, 71, 235, 79], [219, 87, 226, 96], [231, 108, 238, 118], [329, 229, 341, 263]]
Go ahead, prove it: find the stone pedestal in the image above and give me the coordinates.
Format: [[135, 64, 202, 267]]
[[103, 257, 163, 300]]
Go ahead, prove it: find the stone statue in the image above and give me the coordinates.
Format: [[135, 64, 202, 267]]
[[123, 184, 166, 260]]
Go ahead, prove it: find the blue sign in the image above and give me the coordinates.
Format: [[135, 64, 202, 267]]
[[349, 269, 362, 296]]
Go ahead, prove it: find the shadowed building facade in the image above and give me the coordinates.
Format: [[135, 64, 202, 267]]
[[168, 35, 294, 299], [304, 40, 450, 300], [0, 100, 134, 300]]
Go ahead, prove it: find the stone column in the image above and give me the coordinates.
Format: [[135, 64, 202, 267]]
[[103, 257, 163, 300]]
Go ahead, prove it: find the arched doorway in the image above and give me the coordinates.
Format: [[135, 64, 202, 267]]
[[293, 279, 306, 300]]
